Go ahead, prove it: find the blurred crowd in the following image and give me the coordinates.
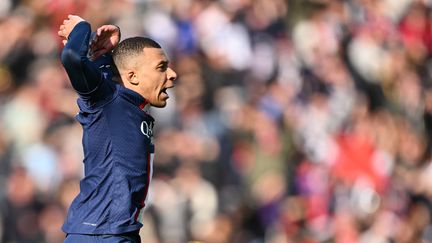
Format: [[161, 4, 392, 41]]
[[2, 0, 432, 242]]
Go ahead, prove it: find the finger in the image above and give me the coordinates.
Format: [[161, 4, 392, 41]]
[[96, 27, 103, 36], [91, 48, 108, 60], [89, 41, 98, 52], [96, 25, 110, 36], [62, 40, 67, 46], [94, 40, 110, 51], [68, 15, 84, 23], [58, 30, 66, 38]]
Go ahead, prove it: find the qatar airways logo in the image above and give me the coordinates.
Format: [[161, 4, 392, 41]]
[[140, 121, 154, 139]]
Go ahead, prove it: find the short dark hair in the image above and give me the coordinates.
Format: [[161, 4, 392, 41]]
[[112, 37, 161, 69]]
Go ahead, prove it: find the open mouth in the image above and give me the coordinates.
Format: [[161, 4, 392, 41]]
[[160, 87, 169, 99]]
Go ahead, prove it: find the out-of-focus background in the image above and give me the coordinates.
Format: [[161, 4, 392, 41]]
[[2, 0, 432, 242]]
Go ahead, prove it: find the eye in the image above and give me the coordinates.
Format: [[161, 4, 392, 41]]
[[157, 61, 169, 71]]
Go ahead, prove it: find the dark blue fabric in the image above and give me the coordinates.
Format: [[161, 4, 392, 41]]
[[61, 21, 114, 98], [60, 21, 154, 236], [64, 231, 141, 243]]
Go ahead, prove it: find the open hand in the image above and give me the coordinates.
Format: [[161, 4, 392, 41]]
[[89, 25, 121, 60], [58, 15, 85, 45]]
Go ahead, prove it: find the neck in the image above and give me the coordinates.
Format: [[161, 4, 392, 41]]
[[118, 74, 151, 112]]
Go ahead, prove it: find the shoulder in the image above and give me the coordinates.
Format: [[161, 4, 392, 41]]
[[77, 81, 119, 112]]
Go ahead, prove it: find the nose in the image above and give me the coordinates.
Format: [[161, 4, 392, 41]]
[[167, 67, 177, 82]]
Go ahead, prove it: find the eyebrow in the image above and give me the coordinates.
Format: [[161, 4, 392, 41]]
[[157, 60, 169, 67]]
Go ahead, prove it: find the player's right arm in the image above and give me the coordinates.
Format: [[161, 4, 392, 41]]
[[58, 15, 102, 95]]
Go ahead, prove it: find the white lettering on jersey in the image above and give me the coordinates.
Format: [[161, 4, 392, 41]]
[[140, 121, 153, 139]]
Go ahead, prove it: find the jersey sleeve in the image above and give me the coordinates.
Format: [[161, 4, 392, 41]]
[[60, 21, 115, 105]]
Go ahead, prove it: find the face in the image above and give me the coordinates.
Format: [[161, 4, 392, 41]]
[[132, 47, 177, 108]]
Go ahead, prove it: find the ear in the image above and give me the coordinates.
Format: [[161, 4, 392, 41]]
[[125, 70, 139, 85]]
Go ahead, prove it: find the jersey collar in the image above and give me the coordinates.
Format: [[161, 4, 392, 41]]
[[118, 84, 151, 112], [139, 100, 151, 113]]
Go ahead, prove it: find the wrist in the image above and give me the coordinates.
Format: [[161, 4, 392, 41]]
[[68, 21, 89, 40]]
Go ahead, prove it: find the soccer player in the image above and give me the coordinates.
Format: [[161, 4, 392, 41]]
[[58, 15, 177, 243]]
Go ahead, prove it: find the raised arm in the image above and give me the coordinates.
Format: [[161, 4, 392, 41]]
[[58, 15, 102, 94]]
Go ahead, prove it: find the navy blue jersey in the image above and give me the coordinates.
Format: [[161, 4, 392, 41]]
[[61, 21, 154, 234]]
